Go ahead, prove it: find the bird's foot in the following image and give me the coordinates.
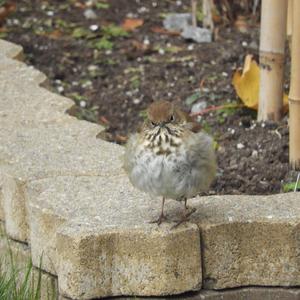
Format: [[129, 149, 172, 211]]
[[171, 207, 197, 229], [149, 213, 168, 225]]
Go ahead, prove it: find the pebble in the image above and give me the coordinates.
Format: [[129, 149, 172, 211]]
[[46, 11, 54, 16], [133, 98, 141, 104], [187, 44, 194, 51], [143, 38, 150, 45], [57, 86, 64, 93], [158, 48, 165, 55], [84, 7, 96, 17], [80, 100, 87, 108], [89, 24, 99, 31], [163, 13, 192, 32], [237, 143, 245, 149], [191, 101, 207, 114], [181, 26, 212, 43], [137, 6, 148, 13], [87, 65, 98, 72], [252, 150, 258, 157]]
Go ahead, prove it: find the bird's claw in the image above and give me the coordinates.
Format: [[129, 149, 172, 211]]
[[149, 213, 168, 225], [171, 207, 196, 229]]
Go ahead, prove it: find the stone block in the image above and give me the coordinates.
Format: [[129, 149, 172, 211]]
[[0, 39, 23, 59], [0, 54, 46, 85], [26, 175, 201, 298], [57, 218, 201, 299], [119, 287, 300, 300], [0, 123, 120, 242], [189, 193, 300, 289]]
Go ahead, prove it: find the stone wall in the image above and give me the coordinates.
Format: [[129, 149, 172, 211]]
[[0, 39, 300, 299]]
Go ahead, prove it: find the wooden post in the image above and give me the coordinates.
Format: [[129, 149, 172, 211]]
[[191, 0, 197, 27], [202, 0, 214, 31], [258, 0, 288, 122], [289, 0, 300, 170], [287, 0, 293, 50]]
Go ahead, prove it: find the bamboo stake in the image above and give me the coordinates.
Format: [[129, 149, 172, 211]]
[[202, 0, 214, 31], [287, 0, 293, 50], [258, 0, 288, 122], [191, 0, 197, 28], [289, 0, 300, 170]]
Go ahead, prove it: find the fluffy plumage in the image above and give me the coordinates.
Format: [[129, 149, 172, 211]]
[[123, 100, 216, 225]]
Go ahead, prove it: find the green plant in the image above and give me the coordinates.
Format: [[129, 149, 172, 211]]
[[0, 238, 55, 300], [283, 181, 300, 192], [91, 37, 113, 50], [101, 24, 128, 38], [95, 2, 110, 9]]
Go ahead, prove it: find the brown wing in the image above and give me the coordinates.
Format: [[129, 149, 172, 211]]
[[176, 108, 202, 133]]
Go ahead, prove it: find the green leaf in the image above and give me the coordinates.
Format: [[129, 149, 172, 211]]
[[95, 2, 110, 9], [72, 27, 89, 39], [102, 24, 128, 38], [0, 32, 7, 38], [185, 92, 201, 105], [91, 37, 113, 50], [283, 182, 300, 192]]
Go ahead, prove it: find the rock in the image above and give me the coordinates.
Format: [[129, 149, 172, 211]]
[[181, 26, 212, 43], [117, 287, 300, 300], [83, 8, 97, 19], [0, 125, 121, 243], [191, 101, 207, 114], [27, 175, 202, 298], [163, 13, 192, 32], [190, 193, 300, 289]]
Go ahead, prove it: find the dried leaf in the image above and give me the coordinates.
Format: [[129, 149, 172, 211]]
[[0, 2, 16, 24], [234, 15, 249, 33], [47, 29, 63, 39], [150, 26, 180, 36], [121, 18, 144, 31], [232, 54, 288, 111]]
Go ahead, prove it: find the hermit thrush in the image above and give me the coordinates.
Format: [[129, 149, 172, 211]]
[[124, 100, 216, 227]]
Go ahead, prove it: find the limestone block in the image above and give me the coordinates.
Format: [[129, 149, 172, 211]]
[[189, 192, 300, 289], [0, 83, 75, 128], [57, 219, 201, 299], [1, 174, 28, 241], [195, 287, 300, 300], [0, 39, 23, 59], [26, 175, 201, 298], [0, 54, 46, 85], [119, 287, 300, 300], [0, 124, 121, 243]]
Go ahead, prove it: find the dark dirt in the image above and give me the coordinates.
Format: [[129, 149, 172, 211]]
[[2, 0, 298, 195]]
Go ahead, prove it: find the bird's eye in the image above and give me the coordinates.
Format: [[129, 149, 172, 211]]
[[170, 115, 175, 122]]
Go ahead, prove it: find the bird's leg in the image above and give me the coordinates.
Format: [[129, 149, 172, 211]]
[[172, 198, 196, 229], [184, 198, 188, 210], [149, 197, 167, 225]]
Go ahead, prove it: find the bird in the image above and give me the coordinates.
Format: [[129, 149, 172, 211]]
[[123, 100, 216, 227]]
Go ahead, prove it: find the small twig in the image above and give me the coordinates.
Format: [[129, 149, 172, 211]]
[[252, 0, 259, 15], [295, 172, 300, 192], [190, 104, 244, 117], [191, 0, 197, 28], [274, 129, 282, 139]]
